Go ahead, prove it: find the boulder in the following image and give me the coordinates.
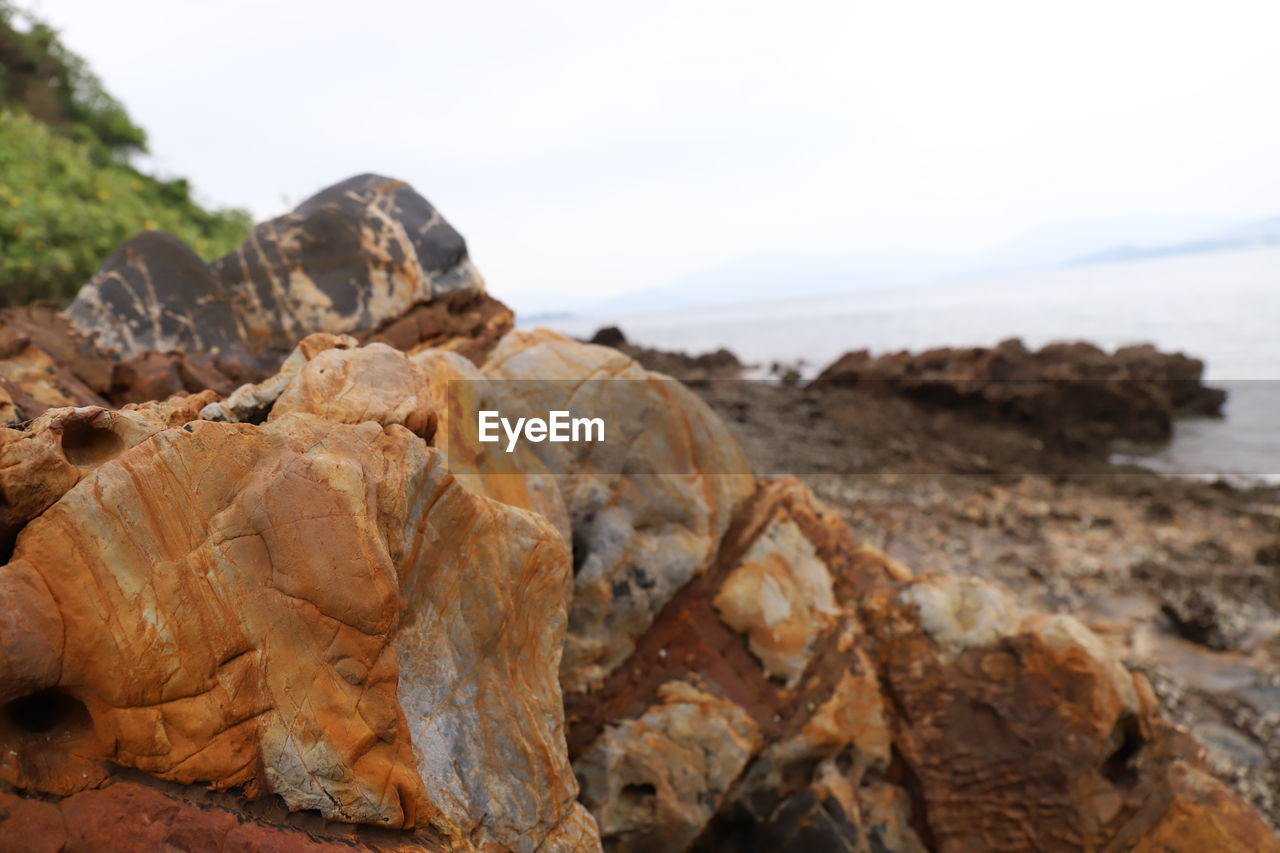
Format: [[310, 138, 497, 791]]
[[65, 230, 244, 357], [479, 329, 756, 692], [68, 175, 487, 361], [568, 477, 1279, 852], [0, 391, 596, 850]]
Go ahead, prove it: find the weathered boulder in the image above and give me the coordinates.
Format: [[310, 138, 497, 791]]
[[479, 329, 756, 692], [813, 338, 1226, 453], [65, 230, 245, 357], [68, 175, 487, 361], [0, 398, 597, 850], [211, 174, 484, 355], [568, 477, 1279, 852], [0, 395, 217, 553]]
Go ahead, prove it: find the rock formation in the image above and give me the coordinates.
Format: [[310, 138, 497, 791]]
[[68, 174, 484, 360], [814, 338, 1226, 453], [0, 175, 1275, 852]]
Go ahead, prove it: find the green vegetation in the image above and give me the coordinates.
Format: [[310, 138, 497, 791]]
[[0, 1, 250, 306]]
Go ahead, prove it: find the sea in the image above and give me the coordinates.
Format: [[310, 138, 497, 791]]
[[542, 246, 1280, 480]]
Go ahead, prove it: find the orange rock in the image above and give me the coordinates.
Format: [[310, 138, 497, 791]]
[[479, 329, 756, 692], [270, 342, 437, 439], [0, 409, 596, 850]]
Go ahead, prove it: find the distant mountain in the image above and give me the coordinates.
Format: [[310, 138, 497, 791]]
[[514, 214, 1278, 321], [975, 215, 1238, 274], [1072, 216, 1280, 266], [568, 251, 963, 320]]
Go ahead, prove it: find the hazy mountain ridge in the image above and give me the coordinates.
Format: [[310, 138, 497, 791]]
[[520, 214, 1277, 321], [1072, 217, 1280, 266]]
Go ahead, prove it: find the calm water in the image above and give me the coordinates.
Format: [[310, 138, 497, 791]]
[[544, 247, 1280, 478]]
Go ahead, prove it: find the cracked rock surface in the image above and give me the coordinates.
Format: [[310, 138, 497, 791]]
[[0, 175, 1276, 852]]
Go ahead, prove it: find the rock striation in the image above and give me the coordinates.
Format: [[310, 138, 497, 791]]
[[814, 338, 1226, 453], [0, 176, 1275, 852]]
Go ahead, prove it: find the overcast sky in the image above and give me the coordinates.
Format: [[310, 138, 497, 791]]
[[30, 0, 1280, 307]]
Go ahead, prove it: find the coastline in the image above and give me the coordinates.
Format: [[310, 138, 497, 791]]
[[609, 335, 1280, 825]]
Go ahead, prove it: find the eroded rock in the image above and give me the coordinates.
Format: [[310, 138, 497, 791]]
[[0, 403, 595, 850], [813, 338, 1227, 453], [479, 329, 755, 692]]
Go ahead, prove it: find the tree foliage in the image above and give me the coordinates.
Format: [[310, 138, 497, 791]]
[[0, 2, 250, 306]]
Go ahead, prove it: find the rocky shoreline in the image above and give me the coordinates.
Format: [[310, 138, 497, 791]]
[[610, 331, 1280, 828], [0, 175, 1276, 852]]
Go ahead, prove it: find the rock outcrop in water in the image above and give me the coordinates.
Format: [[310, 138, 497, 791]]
[[814, 338, 1226, 453], [0, 175, 1275, 852]]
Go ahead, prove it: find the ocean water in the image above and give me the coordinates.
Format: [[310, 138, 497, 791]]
[[543, 246, 1280, 479]]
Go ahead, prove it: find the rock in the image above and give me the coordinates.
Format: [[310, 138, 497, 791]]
[[0, 390, 596, 849], [479, 329, 755, 692], [569, 476, 1278, 852], [69, 175, 486, 360], [813, 338, 1227, 453], [411, 346, 572, 546], [1160, 587, 1250, 651], [211, 174, 483, 355], [712, 512, 842, 685], [616, 343, 744, 381], [66, 230, 245, 357], [1, 176, 1276, 851], [0, 783, 391, 853], [575, 680, 761, 853], [588, 326, 627, 348], [362, 287, 515, 364], [269, 342, 437, 439], [0, 398, 216, 553], [0, 308, 108, 422]]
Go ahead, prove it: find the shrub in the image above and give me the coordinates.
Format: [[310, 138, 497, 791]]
[[0, 3, 250, 306]]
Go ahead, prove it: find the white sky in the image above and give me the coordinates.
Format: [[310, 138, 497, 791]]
[[29, 0, 1280, 305]]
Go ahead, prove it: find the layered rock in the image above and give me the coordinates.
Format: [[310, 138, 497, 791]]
[[814, 338, 1226, 453], [568, 477, 1279, 852]]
